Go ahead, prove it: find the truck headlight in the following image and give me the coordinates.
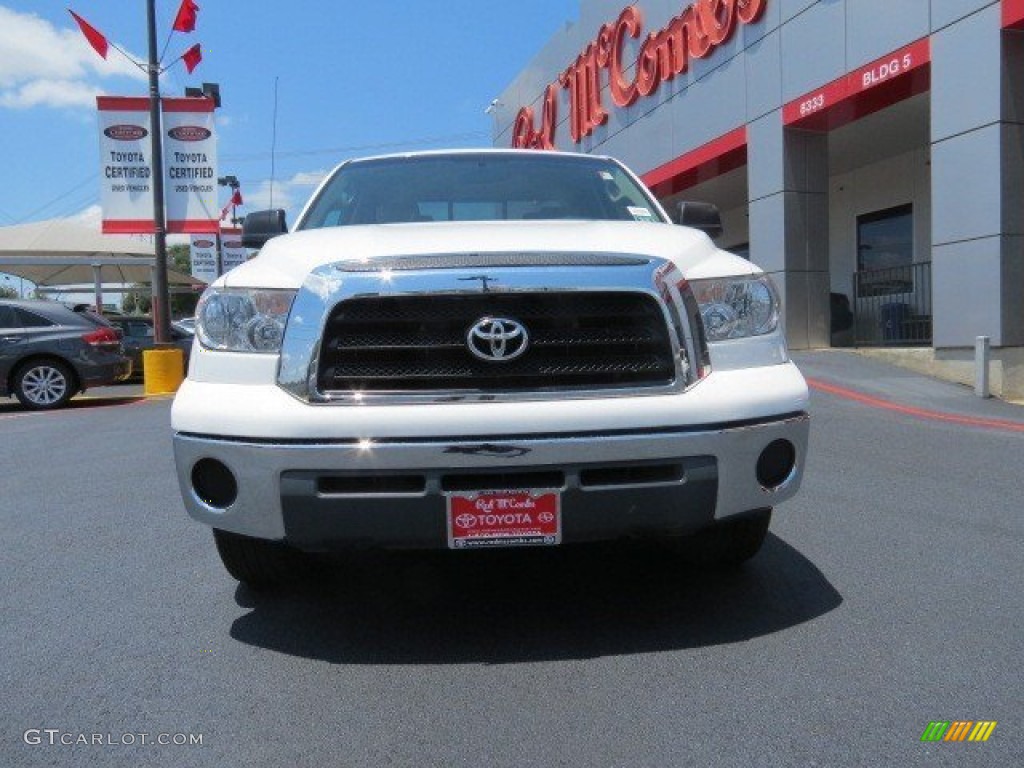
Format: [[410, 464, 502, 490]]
[[196, 288, 297, 353], [690, 276, 779, 341]]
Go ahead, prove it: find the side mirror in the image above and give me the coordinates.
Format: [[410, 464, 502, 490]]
[[241, 209, 288, 249], [674, 201, 723, 239]]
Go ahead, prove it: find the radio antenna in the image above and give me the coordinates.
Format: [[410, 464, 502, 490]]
[[269, 76, 279, 210]]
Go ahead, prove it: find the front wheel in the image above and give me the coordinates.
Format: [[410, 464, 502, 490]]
[[14, 359, 76, 410], [212, 529, 304, 590]]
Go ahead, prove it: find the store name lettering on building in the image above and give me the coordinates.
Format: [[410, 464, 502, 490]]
[[513, 0, 766, 149]]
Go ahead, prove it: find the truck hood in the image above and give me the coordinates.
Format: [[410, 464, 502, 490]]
[[219, 220, 760, 290]]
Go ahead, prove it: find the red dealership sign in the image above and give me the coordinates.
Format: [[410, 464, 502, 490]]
[[513, 0, 766, 149]]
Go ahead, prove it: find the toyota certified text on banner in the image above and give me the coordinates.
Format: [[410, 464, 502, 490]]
[[97, 96, 154, 234], [162, 97, 218, 233], [189, 235, 218, 283], [97, 95, 218, 235], [219, 228, 247, 273]]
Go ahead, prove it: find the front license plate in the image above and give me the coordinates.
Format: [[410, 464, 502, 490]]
[[446, 490, 561, 549]]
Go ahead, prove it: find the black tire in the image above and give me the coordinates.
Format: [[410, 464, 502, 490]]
[[675, 508, 772, 569], [212, 528, 303, 590], [13, 358, 76, 410]]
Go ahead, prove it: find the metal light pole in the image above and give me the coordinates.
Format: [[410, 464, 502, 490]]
[[146, 0, 172, 344]]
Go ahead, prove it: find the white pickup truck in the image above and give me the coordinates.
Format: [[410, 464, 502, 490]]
[[171, 149, 809, 589]]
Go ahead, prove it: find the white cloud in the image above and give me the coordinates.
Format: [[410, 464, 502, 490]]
[[0, 6, 145, 111], [0, 78, 102, 109], [243, 180, 297, 217], [242, 170, 329, 220], [289, 170, 330, 187]]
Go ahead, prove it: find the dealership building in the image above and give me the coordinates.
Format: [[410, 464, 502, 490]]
[[492, 0, 1024, 398]]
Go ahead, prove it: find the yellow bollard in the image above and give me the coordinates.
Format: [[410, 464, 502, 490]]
[[142, 347, 185, 395]]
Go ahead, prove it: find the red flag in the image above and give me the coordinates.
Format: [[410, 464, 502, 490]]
[[69, 10, 109, 60], [182, 43, 202, 74], [220, 189, 243, 220], [172, 0, 200, 33]]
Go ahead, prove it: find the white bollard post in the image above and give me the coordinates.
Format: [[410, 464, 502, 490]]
[[975, 336, 991, 398]]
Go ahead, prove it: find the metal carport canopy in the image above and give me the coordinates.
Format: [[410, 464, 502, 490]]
[[0, 219, 203, 305]]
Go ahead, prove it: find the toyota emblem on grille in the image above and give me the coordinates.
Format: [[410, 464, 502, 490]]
[[466, 317, 529, 362]]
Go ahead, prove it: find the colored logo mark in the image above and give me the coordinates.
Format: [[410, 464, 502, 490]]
[[921, 721, 997, 742]]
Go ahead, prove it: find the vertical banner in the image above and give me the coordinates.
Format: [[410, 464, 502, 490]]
[[189, 234, 219, 283], [163, 97, 218, 233], [97, 97, 155, 234], [98, 96, 218, 234], [219, 228, 248, 273]]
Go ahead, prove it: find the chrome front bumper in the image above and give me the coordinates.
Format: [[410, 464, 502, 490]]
[[173, 412, 809, 547]]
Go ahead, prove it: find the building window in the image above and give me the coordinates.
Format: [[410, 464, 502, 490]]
[[856, 204, 913, 296]]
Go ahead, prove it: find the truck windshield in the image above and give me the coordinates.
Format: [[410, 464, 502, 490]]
[[296, 153, 666, 229]]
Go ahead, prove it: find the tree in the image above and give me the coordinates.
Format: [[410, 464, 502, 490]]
[[0, 285, 17, 299], [122, 286, 151, 314], [168, 244, 199, 318], [169, 243, 191, 273], [120, 246, 198, 317]]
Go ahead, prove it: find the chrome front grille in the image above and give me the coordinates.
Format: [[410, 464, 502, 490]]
[[275, 253, 705, 404], [317, 292, 676, 393]]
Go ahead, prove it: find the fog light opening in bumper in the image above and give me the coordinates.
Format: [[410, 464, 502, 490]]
[[756, 439, 796, 491], [191, 458, 238, 509]]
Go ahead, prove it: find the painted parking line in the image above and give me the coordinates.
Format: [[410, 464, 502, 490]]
[[807, 377, 1024, 434]]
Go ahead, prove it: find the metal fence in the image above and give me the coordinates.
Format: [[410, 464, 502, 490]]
[[853, 262, 932, 346]]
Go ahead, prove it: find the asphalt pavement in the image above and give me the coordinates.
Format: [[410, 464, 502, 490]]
[[1, 351, 1021, 767]]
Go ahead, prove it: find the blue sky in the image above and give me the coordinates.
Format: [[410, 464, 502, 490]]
[[0, 0, 578, 232]]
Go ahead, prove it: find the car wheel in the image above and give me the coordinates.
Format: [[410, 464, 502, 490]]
[[13, 359, 76, 410], [672, 508, 772, 569], [212, 528, 304, 590]]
